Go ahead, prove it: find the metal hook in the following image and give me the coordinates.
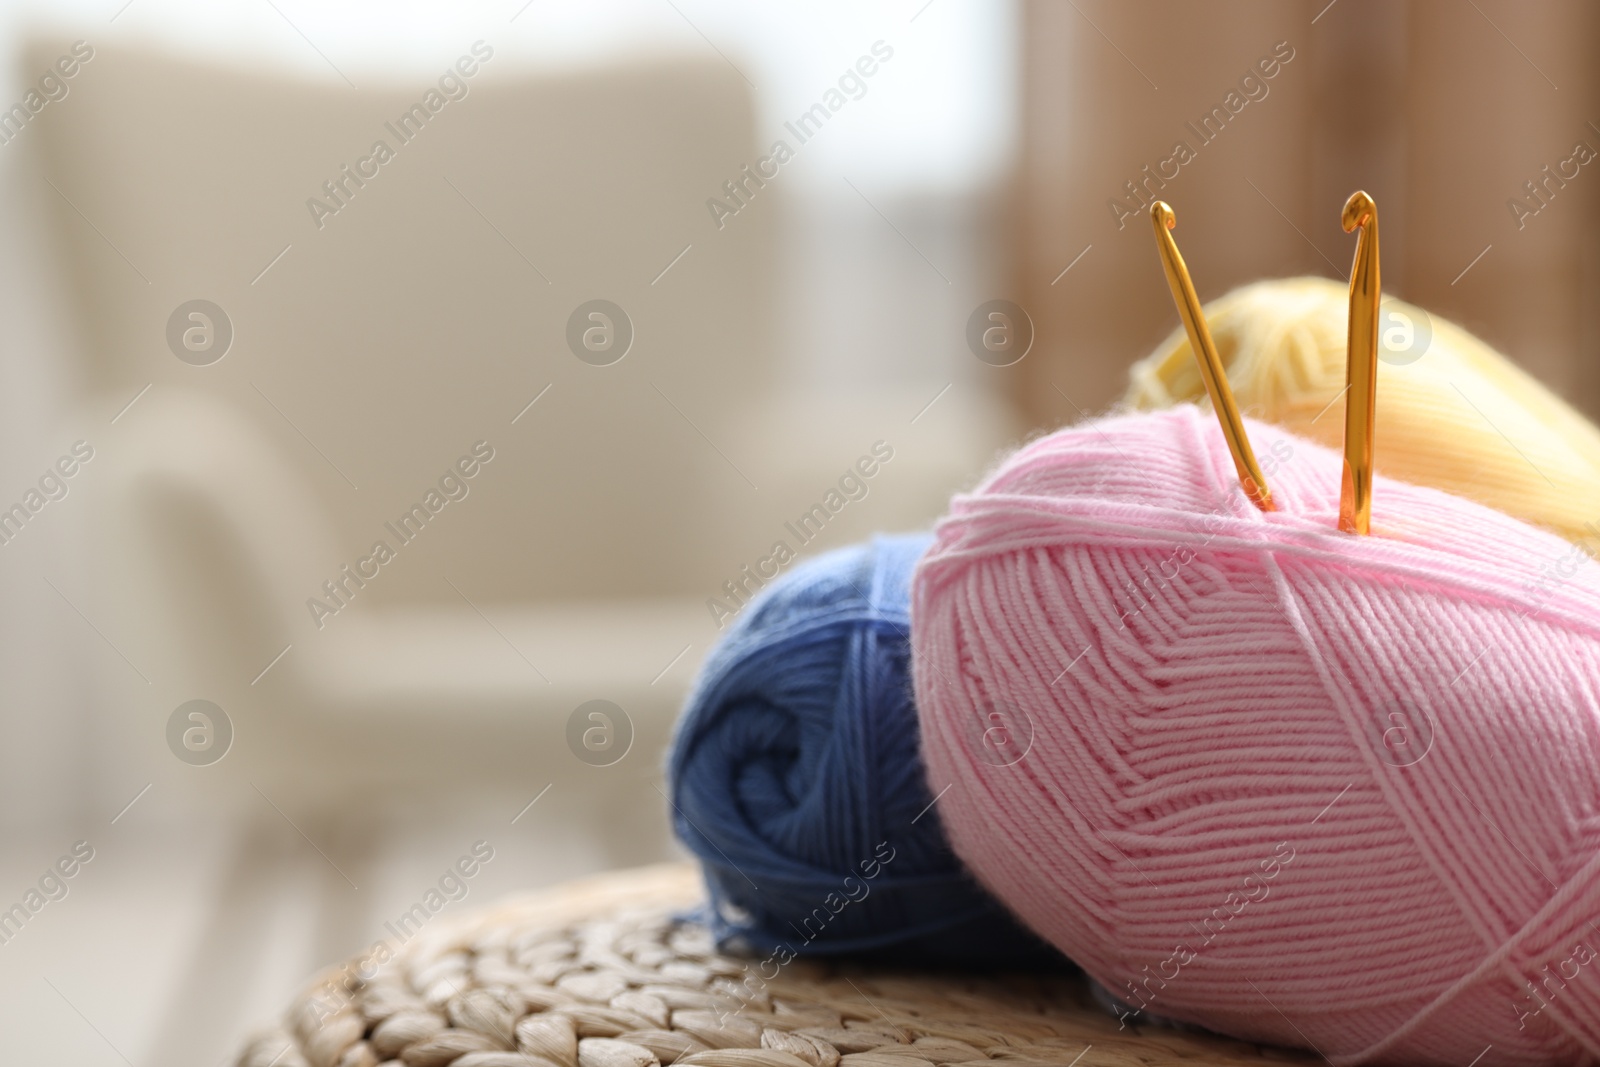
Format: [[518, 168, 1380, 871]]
[[1149, 201, 1276, 512], [1340, 191, 1380, 535]]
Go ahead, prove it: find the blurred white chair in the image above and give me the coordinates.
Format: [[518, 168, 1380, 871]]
[[31, 45, 774, 833]]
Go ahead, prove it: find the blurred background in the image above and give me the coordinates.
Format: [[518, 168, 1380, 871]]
[[0, 0, 1596, 1062]]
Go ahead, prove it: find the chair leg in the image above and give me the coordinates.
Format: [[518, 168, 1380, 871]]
[[304, 811, 383, 968], [138, 815, 300, 1067]]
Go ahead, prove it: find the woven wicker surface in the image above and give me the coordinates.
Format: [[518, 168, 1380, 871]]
[[235, 863, 1312, 1067]]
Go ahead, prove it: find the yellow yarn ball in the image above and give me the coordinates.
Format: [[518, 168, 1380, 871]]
[[1124, 276, 1600, 545]]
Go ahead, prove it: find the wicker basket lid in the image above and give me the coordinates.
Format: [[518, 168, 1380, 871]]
[[235, 864, 1311, 1067]]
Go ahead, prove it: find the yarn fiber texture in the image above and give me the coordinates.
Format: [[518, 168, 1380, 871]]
[[912, 405, 1600, 1067], [668, 533, 1058, 968], [1124, 277, 1600, 545]]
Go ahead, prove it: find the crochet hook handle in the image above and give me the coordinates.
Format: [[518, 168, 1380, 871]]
[[1340, 191, 1380, 535]]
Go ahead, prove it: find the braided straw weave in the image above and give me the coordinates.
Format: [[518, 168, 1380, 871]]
[[235, 864, 1312, 1067]]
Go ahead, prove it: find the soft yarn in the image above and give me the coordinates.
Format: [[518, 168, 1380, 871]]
[[668, 533, 1057, 967], [1125, 277, 1600, 545], [913, 405, 1600, 1066]]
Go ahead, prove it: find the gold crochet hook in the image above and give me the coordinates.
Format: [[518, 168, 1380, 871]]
[[1340, 191, 1379, 535], [1149, 201, 1276, 512]]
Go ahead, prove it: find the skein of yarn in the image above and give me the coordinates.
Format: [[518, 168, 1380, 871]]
[[913, 405, 1600, 1066], [668, 533, 1058, 967], [1124, 277, 1600, 545]]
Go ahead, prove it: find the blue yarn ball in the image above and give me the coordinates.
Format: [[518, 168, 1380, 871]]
[[668, 533, 1062, 968]]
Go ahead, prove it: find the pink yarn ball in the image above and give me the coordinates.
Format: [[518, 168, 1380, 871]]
[[912, 405, 1600, 1067]]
